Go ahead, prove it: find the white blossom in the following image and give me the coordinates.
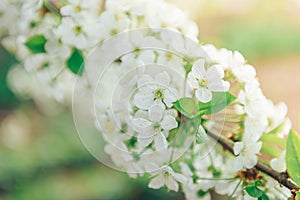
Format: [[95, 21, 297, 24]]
[[187, 59, 230, 103], [60, 0, 99, 19], [134, 71, 179, 109], [146, 163, 187, 192], [233, 141, 262, 171], [132, 103, 178, 151]]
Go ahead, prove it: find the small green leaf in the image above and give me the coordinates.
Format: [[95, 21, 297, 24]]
[[245, 186, 263, 198], [286, 130, 300, 186], [258, 192, 270, 200], [254, 180, 263, 187], [198, 92, 236, 115], [24, 35, 47, 54], [67, 48, 84, 76], [125, 136, 137, 148], [197, 189, 208, 197], [173, 98, 205, 118]]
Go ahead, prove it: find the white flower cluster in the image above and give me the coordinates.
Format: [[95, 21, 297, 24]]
[[1, 0, 198, 103], [0, 0, 293, 199]]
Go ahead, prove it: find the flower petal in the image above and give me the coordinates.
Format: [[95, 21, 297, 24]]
[[206, 64, 224, 81], [145, 162, 161, 174], [191, 59, 206, 78], [208, 80, 230, 92], [154, 132, 168, 151], [164, 88, 178, 107], [138, 136, 153, 148], [134, 110, 148, 119], [155, 71, 170, 86], [138, 50, 155, 63], [165, 176, 179, 192], [233, 142, 244, 155], [195, 88, 212, 103], [179, 162, 193, 177], [161, 115, 178, 131], [132, 118, 152, 133], [137, 74, 153, 88], [233, 155, 244, 171], [148, 104, 165, 122], [247, 141, 262, 154], [134, 92, 154, 110], [245, 155, 257, 169], [148, 174, 165, 189], [173, 172, 187, 184], [164, 109, 178, 118], [187, 73, 199, 89]]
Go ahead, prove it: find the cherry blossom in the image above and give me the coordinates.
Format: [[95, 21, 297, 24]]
[[187, 59, 230, 103]]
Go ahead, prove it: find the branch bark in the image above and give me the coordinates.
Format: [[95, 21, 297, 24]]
[[206, 131, 299, 191]]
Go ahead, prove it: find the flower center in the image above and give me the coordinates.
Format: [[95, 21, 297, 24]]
[[75, 5, 82, 12], [42, 62, 49, 69], [110, 29, 118, 36], [154, 89, 164, 100], [199, 79, 208, 87], [164, 171, 171, 178], [153, 123, 161, 134], [74, 26, 83, 34], [166, 52, 173, 60]]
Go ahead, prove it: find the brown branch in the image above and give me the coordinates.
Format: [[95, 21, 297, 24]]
[[206, 131, 299, 191]]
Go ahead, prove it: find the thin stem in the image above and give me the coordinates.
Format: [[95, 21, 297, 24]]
[[206, 144, 215, 167], [206, 130, 300, 191], [197, 177, 237, 181], [227, 179, 242, 200], [169, 133, 178, 164]]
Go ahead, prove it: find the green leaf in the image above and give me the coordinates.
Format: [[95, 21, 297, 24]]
[[173, 98, 205, 119], [286, 130, 300, 186], [24, 35, 47, 54], [198, 92, 236, 115], [260, 134, 286, 158], [67, 48, 84, 76], [258, 192, 270, 200], [245, 186, 263, 198], [197, 189, 208, 197], [254, 180, 263, 187]]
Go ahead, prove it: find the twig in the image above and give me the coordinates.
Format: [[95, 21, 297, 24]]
[[206, 131, 300, 191]]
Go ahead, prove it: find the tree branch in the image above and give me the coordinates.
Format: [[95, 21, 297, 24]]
[[206, 131, 299, 191]]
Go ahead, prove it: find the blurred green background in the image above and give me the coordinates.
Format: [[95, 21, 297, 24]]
[[1, 0, 300, 199]]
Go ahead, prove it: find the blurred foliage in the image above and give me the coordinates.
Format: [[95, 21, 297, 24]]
[[220, 22, 300, 61], [0, 47, 19, 109], [0, 110, 182, 200]]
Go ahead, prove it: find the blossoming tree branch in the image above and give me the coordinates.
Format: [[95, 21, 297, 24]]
[[1, 0, 300, 199]]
